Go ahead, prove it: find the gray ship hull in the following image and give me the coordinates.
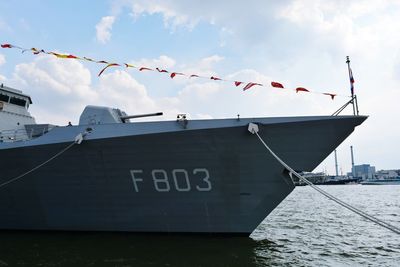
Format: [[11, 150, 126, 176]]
[[0, 115, 367, 235]]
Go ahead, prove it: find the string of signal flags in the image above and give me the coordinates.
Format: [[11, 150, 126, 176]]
[[1, 43, 348, 100]]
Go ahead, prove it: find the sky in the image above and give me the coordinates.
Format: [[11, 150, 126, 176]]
[[1, 0, 399, 175]]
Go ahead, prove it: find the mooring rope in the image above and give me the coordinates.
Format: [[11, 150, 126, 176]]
[[0, 132, 86, 190], [248, 123, 400, 235]]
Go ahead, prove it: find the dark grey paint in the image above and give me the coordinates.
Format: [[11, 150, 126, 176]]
[[0, 116, 367, 235]]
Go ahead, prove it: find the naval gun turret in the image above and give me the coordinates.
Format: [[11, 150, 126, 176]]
[[78, 105, 163, 125]]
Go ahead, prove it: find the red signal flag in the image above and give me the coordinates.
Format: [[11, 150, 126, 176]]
[[190, 74, 199, 78], [210, 76, 222, 81], [234, 81, 243, 87], [170, 72, 184, 79], [1, 44, 12, 48], [271, 81, 284, 88], [296, 87, 310, 93]]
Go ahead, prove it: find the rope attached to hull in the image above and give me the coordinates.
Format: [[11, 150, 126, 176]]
[[0, 132, 87, 190], [248, 123, 400, 235]]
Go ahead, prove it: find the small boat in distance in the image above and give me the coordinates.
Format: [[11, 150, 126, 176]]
[[0, 84, 367, 235], [360, 178, 400, 185]]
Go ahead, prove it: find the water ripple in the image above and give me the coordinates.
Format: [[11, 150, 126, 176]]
[[251, 185, 400, 266]]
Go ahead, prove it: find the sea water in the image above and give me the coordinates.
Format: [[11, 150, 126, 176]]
[[0, 185, 399, 266]]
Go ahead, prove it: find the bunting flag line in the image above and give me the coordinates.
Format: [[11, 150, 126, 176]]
[[1, 42, 347, 100]]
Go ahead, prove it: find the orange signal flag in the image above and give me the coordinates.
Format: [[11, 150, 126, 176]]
[[124, 63, 135, 68], [49, 52, 79, 59], [98, 63, 120, 76]]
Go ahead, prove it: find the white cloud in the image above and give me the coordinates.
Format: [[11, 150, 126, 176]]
[[277, 0, 400, 60], [0, 54, 5, 66], [0, 53, 5, 82], [11, 55, 96, 124], [6, 55, 186, 124], [97, 70, 157, 113], [198, 55, 224, 69], [132, 55, 176, 69], [129, 2, 200, 30], [96, 16, 116, 44], [19, 18, 30, 31], [178, 82, 221, 102], [3, 0, 400, 172], [178, 55, 225, 80], [4, 52, 334, 124], [0, 18, 11, 32]]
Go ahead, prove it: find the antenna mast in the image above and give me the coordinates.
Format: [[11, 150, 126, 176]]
[[332, 57, 360, 116], [346, 56, 359, 115]]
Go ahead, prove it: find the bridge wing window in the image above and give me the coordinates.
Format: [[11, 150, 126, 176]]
[[0, 94, 9, 102], [9, 97, 27, 107]]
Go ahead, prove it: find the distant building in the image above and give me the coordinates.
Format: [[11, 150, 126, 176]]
[[351, 164, 376, 180], [375, 169, 400, 179]]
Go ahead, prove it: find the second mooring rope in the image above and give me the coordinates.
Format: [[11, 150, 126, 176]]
[[248, 123, 400, 235], [0, 132, 87, 190]]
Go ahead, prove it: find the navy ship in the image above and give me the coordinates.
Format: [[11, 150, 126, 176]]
[[0, 84, 367, 235]]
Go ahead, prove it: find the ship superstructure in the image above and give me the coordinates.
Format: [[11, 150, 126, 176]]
[[0, 84, 54, 142]]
